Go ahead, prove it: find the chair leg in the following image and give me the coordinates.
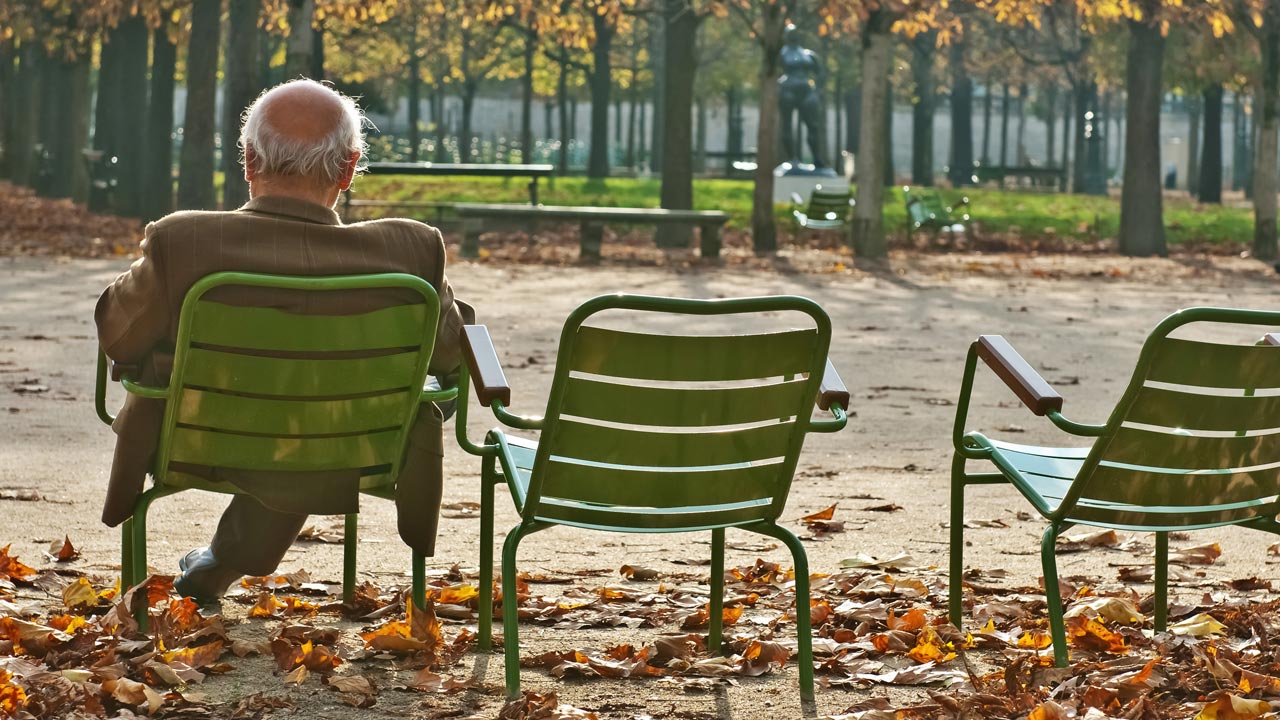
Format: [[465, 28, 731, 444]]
[[131, 497, 153, 629], [754, 523, 814, 702], [708, 528, 725, 654], [343, 513, 358, 605], [1154, 531, 1168, 632], [948, 452, 966, 628], [501, 523, 541, 699], [121, 518, 135, 591], [1041, 524, 1068, 667], [478, 453, 497, 651], [412, 550, 426, 610]]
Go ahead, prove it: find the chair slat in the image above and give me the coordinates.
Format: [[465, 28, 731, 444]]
[[559, 376, 810, 427], [189, 301, 428, 351], [182, 348, 421, 396], [167, 426, 401, 471], [540, 460, 782, 508], [547, 419, 798, 467], [1101, 426, 1280, 470], [569, 327, 818, 381], [1079, 464, 1280, 507], [1067, 499, 1277, 530], [1146, 338, 1280, 389], [533, 498, 775, 532], [174, 388, 413, 435], [1126, 385, 1280, 432]]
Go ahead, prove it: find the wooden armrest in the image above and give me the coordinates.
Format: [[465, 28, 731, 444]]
[[461, 325, 511, 408], [817, 358, 850, 411], [109, 360, 138, 382], [1264, 333, 1280, 347], [974, 335, 1063, 416]]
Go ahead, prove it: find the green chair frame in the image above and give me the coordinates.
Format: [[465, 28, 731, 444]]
[[903, 185, 970, 237], [453, 294, 850, 700], [950, 308, 1280, 666], [790, 186, 856, 233], [95, 272, 457, 613]]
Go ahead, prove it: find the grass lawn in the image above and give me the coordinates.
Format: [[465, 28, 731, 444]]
[[350, 175, 1256, 247]]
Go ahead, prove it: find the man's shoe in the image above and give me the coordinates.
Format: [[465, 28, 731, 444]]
[[173, 547, 241, 613]]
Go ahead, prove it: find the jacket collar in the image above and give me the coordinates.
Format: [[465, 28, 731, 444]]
[[241, 196, 342, 226]]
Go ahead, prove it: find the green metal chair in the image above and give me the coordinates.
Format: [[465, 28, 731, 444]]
[[454, 294, 850, 700], [94, 272, 457, 611], [949, 308, 1280, 667], [790, 185, 856, 233], [903, 185, 970, 237]]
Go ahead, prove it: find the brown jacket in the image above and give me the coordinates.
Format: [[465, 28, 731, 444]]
[[95, 196, 469, 552]]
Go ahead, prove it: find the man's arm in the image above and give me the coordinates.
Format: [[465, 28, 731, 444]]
[[95, 224, 170, 364], [424, 227, 469, 377]]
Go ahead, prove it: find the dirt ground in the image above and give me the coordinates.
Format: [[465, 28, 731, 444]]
[[1, 249, 1278, 719]]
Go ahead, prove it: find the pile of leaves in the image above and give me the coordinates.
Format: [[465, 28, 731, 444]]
[[0, 182, 140, 258], [0, 527, 1278, 719]]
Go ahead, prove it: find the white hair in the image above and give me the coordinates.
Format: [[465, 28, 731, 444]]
[[238, 79, 371, 183]]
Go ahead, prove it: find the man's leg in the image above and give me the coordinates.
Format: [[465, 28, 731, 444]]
[[177, 495, 307, 602], [396, 406, 445, 557]]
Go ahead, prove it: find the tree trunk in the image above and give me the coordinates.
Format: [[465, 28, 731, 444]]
[[948, 39, 973, 186], [980, 84, 992, 165], [695, 99, 707, 174], [1118, 19, 1167, 257], [883, 78, 895, 185], [1044, 83, 1057, 167], [1187, 93, 1201, 196], [48, 56, 90, 201], [407, 21, 421, 162], [520, 32, 534, 163], [1060, 87, 1072, 191], [461, 82, 476, 163], [557, 64, 569, 172], [626, 85, 637, 167], [650, 8, 664, 174], [177, 0, 221, 210], [1199, 83, 1223, 203], [853, 14, 893, 260], [10, 44, 39, 187], [846, 86, 860, 155], [310, 21, 325, 80], [1016, 83, 1027, 165], [1072, 81, 1097, 194], [1253, 21, 1280, 260], [999, 83, 1010, 168], [749, 2, 786, 253], [588, 15, 614, 178], [223, 0, 260, 209], [657, 0, 698, 247], [114, 15, 149, 217], [141, 26, 177, 222], [0, 41, 13, 178], [910, 32, 935, 186], [1233, 91, 1248, 191], [286, 0, 316, 79]]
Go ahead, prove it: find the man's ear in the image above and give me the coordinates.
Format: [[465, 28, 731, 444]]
[[244, 146, 258, 183], [338, 151, 360, 191]]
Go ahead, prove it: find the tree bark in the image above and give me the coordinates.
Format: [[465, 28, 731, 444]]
[[1199, 83, 1223, 203], [1232, 91, 1248, 191], [10, 44, 40, 188], [1016, 84, 1027, 165], [853, 13, 893, 261], [999, 83, 1010, 168], [1072, 81, 1097, 194], [520, 31, 534, 164], [177, 0, 221, 210], [910, 32, 935, 186], [1118, 19, 1167, 257], [286, 0, 316, 79], [223, 0, 261, 209], [1187, 93, 1200, 197], [587, 14, 614, 178], [310, 21, 325, 80], [650, 8, 664, 174], [114, 15, 149, 217], [695, 99, 706, 174], [557, 63, 569, 172], [980, 84, 992, 165], [846, 86, 860, 155], [883, 78, 894, 186], [749, 2, 786, 253], [948, 39, 973, 186], [48, 56, 90, 201], [1044, 83, 1057, 167], [141, 27, 177, 222], [1253, 20, 1280, 260], [626, 85, 638, 167], [657, 0, 699, 247], [1061, 87, 1072, 191], [461, 82, 477, 163], [0, 41, 13, 178]]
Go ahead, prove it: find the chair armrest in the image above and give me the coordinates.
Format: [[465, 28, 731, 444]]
[[1264, 333, 1280, 346], [109, 360, 139, 382], [817, 358, 850, 411], [974, 335, 1062, 416], [461, 325, 511, 408], [790, 192, 804, 207]]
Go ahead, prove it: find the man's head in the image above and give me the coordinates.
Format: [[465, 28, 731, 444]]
[[239, 79, 368, 207]]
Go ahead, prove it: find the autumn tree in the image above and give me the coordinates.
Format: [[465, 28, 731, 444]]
[[177, 0, 220, 210]]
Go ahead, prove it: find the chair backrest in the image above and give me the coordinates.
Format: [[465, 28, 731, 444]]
[[1062, 308, 1280, 530], [903, 188, 945, 226], [806, 187, 853, 221], [522, 295, 833, 532], [154, 272, 440, 484]]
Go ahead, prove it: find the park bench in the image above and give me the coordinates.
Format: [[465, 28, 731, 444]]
[[973, 164, 1065, 190], [341, 161, 555, 221], [949, 311, 1280, 667], [903, 186, 971, 237], [453, 202, 731, 260], [790, 185, 855, 234]]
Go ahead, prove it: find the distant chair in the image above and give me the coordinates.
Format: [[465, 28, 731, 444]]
[[903, 186, 970, 240], [790, 185, 856, 235]]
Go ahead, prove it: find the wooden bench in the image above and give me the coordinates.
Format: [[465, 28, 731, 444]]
[[341, 162, 556, 220], [453, 203, 731, 259], [973, 164, 1065, 190]]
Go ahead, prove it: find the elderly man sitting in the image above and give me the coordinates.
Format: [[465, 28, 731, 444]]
[[95, 79, 471, 607]]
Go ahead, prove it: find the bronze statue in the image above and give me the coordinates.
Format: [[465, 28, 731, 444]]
[[778, 25, 830, 173]]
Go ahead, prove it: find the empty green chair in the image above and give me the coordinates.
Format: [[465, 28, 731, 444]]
[[790, 186, 856, 233], [903, 186, 970, 237], [95, 272, 456, 610], [949, 308, 1280, 666], [454, 294, 849, 699]]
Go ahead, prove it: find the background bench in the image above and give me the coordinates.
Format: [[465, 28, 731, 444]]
[[453, 203, 730, 259], [341, 162, 556, 220], [973, 164, 1066, 191]]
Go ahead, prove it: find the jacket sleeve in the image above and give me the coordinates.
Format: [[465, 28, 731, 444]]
[[95, 223, 170, 363], [425, 226, 469, 376]]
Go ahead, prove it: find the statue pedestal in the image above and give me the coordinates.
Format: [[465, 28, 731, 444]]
[[773, 164, 847, 205]]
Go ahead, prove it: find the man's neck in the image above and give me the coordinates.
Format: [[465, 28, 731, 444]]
[[248, 179, 339, 209]]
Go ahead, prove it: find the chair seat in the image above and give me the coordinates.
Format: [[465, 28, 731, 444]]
[[981, 438, 1091, 515], [793, 212, 846, 231]]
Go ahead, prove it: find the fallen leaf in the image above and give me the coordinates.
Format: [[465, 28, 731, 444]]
[[1170, 613, 1228, 637], [1195, 695, 1271, 720], [46, 536, 78, 562]]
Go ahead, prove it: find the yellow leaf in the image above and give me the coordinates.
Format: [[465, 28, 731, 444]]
[[1195, 695, 1271, 720], [1171, 613, 1228, 637]]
